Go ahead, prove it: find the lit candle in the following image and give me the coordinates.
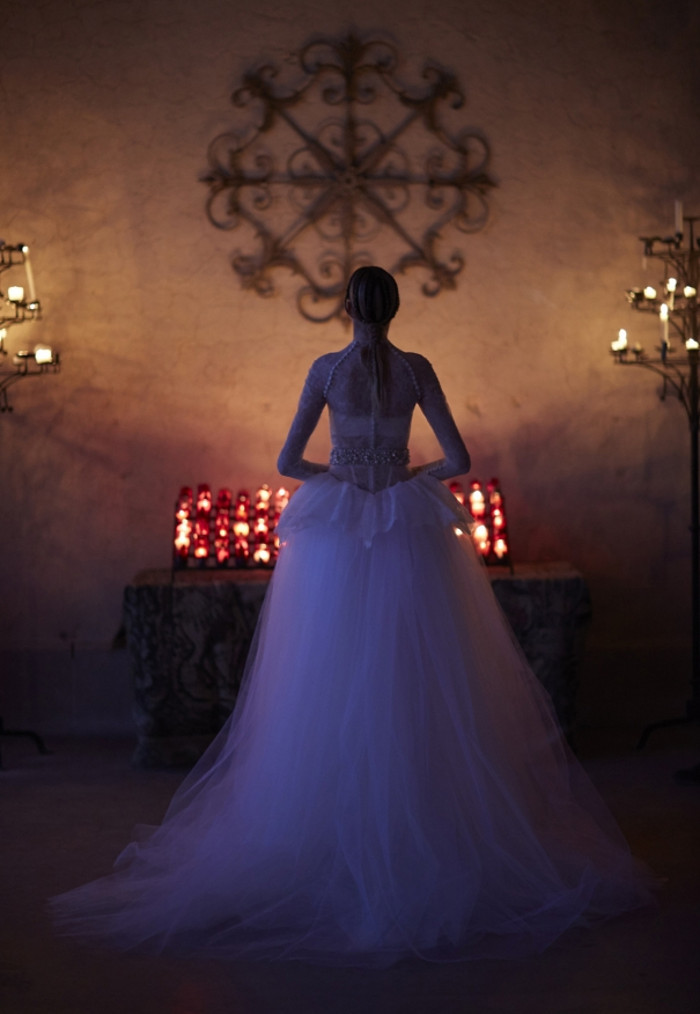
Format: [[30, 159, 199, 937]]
[[175, 487, 193, 521], [274, 487, 290, 516], [253, 544, 271, 566], [686, 338, 699, 351], [21, 246, 37, 302], [468, 481, 486, 519], [684, 285, 697, 299], [643, 286, 657, 300], [675, 200, 684, 235], [473, 523, 490, 557], [494, 537, 508, 560], [667, 277, 677, 310], [33, 345, 53, 365], [7, 285, 24, 303], [611, 329, 628, 353], [174, 518, 192, 559], [660, 302, 669, 345]]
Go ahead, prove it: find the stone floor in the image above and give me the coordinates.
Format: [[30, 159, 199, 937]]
[[1, 727, 699, 1014]]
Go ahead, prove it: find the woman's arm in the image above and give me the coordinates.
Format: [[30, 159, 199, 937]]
[[412, 358, 471, 480], [277, 359, 331, 481]]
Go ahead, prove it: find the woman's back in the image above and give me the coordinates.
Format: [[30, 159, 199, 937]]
[[278, 340, 470, 492]]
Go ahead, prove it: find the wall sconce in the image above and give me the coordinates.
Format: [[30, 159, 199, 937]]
[[0, 241, 59, 413]]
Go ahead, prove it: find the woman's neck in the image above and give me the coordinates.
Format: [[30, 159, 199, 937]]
[[350, 319, 390, 346]]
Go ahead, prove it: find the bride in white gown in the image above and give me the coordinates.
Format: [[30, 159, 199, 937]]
[[51, 266, 655, 967]]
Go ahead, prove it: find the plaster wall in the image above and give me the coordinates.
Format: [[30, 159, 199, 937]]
[[1, 0, 698, 734]]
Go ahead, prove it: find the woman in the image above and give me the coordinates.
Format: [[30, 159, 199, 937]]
[[52, 266, 655, 967]]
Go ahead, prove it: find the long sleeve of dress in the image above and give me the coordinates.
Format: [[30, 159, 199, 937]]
[[413, 358, 471, 480], [277, 359, 331, 481]]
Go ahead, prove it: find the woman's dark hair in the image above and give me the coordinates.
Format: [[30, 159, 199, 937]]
[[345, 266, 400, 325]]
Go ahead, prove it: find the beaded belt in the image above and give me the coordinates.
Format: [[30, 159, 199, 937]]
[[329, 447, 410, 467]]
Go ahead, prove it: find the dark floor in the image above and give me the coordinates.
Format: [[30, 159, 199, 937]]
[[1, 727, 699, 1014]]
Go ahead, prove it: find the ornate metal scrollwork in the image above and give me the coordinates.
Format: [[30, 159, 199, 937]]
[[202, 34, 496, 323]]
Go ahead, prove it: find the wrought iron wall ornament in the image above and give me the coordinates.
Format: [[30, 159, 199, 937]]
[[202, 34, 496, 323]]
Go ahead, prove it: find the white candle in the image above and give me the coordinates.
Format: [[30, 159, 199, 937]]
[[675, 200, 684, 234], [644, 285, 657, 300], [7, 285, 24, 303], [617, 328, 628, 349], [684, 285, 697, 298], [686, 338, 699, 351], [660, 302, 669, 344], [22, 246, 37, 302], [33, 345, 53, 364], [667, 277, 677, 309]]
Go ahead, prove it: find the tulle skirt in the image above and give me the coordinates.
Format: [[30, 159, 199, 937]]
[[51, 473, 655, 966]]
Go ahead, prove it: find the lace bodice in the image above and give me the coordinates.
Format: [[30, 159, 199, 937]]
[[277, 340, 470, 492]]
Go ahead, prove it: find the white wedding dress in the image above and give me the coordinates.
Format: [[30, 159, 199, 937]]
[[51, 340, 655, 966]]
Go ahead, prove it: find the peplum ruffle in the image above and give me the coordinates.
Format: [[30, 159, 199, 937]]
[[277, 471, 472, 544]]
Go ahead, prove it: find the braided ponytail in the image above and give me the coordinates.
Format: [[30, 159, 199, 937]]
[[346, 267, 399, 409]]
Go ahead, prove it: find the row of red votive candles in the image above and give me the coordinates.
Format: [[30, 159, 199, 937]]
[[173, 485, 291, 568], [450, 478, 510, 565], [173, 478, 510, 568]]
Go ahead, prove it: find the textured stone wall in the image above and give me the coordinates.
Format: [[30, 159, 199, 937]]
[[1, 0, 698, 733]]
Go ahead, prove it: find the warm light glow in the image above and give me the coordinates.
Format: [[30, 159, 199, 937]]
[[487, 479, 503, 507], [235, 491, 251, 520], [7, 285, 24, 303], [274, 487, 290, 515], [686, 338, 699, 351], [666, 277, 677, 293], [468, 481, 485, 518], [174, 519, 192, 556], [213, 490, 231, 566], [234, 538, 249, 560], [194, 516, 210, 558], [643, 286, 657, 299], [172, 481, 289, 569], [611, 328, 628, 353], [196, 484, 213, 513], [253, 544, 271, 565], [474, 523, 490, 556], [684, 286, 697, 298], [494, 537, 508, 559], [33, 345, 53, 365], [660, 303, 669, 321], [175, 487, 193, 521]]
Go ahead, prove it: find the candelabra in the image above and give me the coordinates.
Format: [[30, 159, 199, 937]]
[[0, 241, 53, 764], [611, 205, 700, 753], [0, 241, 59, 413]]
